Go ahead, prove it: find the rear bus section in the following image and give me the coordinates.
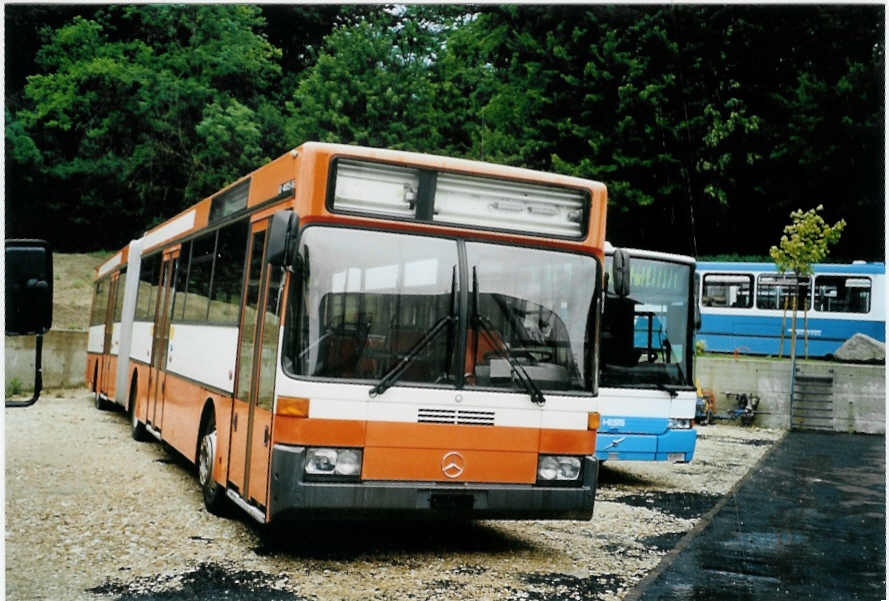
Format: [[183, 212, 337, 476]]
[[86, 251, 127, 408]]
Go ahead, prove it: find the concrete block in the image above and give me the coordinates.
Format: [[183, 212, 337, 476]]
[[695, 356, 884, 434], [4, 330, 87, 391]]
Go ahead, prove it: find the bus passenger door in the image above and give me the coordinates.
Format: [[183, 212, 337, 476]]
[[147, 250, 177, 432], [230, 220, 284, 509], [98, 273, 119, 396], [229, 224, 268, 497]]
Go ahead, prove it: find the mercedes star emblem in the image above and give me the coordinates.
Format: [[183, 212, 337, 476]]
[[441, 451, 465, 479]]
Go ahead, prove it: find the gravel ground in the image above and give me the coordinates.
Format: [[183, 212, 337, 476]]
[[5, 389, 784, 601]]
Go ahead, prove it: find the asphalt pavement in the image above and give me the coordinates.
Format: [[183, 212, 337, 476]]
[[628, 430, 886, 601]]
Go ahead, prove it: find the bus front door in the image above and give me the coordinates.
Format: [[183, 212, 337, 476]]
[[147, 251, 177, 432], [229, 220, 283, 510]]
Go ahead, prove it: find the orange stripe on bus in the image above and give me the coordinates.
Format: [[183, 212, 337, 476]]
[[272, 417, 594, 455], [365, 421, 539, 451], [362, 447, 537, 483], [539, 428, 596, 454], [273, 416, 367, 447]]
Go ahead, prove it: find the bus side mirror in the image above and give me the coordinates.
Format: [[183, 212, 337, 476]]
[[6, 239, 53, 408], [611, 248, 631, 298], [267, 210, 299, 267], [6, 239, 53, 336], [695, 303, 702, 331]]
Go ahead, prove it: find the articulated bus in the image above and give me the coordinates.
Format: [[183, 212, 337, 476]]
[[86, 142, 608, 523], [696, 261, 885, 357], [595, 244, 697, 462]]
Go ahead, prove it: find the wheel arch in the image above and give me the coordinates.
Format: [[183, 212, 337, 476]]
[[127, 368, 139, 414], [196, 397, 217, 463]]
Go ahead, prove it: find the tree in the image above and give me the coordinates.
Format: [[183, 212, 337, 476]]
[[10, 5, 282, 250], [284, 8, 464, 152], [769, 205, 845, 359]]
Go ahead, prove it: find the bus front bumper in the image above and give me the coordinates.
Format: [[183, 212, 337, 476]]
[[267, 445, 597, 522], [595, 429, 696, 462]]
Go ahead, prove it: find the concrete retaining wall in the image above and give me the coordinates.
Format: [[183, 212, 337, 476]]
[[5, 330, 87, 392], [696, 356, 885, 434]]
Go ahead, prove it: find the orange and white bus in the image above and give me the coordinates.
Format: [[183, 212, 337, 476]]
[[86, 142, 608, 523]]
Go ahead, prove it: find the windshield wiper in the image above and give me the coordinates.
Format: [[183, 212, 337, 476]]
[[472, 267, 546, 406], [369, 267, 457, 398]]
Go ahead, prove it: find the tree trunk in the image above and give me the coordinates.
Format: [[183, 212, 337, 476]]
[[790, 294, 798, 362]]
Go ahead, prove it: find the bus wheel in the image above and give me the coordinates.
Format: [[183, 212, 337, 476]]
[[129, 379, 149, 442], [198, 415, 228, 516], [93, 366, 109, 410]]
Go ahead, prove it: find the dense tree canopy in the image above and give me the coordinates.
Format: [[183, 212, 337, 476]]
[[5, 5, 883, 261]]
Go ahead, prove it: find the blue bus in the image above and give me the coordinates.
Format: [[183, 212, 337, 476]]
[[596, 245, 697, 462], [696, 261, 885, 357]]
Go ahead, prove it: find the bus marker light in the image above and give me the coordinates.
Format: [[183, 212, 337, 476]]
[[587, 412, 600, 430], [277, 397, 310, 418]]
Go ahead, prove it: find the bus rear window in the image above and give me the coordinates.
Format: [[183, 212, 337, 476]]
[[702, 274, 753, 308], [814, 275, 871, 313]]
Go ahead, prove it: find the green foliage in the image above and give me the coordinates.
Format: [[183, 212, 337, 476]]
[[285, 12, 453, 152], [695, 339, 707, 356], [11, 6, 282, 249], [770, 205, 846, 276], [6, 378, 24, 397], [5, 4, 883, 263]]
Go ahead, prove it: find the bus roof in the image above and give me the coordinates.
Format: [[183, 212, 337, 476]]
[[109, 142, 608, 263], [697, 261, 885, 275]]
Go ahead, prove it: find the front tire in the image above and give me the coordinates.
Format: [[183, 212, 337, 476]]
[[198, 415, 228, 516]]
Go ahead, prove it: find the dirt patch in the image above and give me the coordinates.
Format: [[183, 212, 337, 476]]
[[610, 491, 721, 521], [86, 562, 304, 601], [518, 572, 624, 601], [53, 252, 112, 330]]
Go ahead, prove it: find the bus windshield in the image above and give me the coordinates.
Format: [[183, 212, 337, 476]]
[[283, 227, 597, 393], [601, 256, 692, 388]]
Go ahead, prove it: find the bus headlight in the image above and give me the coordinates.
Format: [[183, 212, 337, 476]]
[[668, 418, 692, 429], [305, 447, 363, 478], [537, 455, 582, 482]]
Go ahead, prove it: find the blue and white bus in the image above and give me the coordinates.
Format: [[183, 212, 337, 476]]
[[596, 245, 697, 463], [696, 261, 885, 357]]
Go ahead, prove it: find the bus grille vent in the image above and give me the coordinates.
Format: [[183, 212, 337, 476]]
[[418, 408, 495, 426]]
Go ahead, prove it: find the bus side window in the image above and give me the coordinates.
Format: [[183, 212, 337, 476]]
[[185, 232, 215, 322], [113, 268, 128, 322], [702, 274, 753, 308], [209, 219, 249, 324], [814, 275, 871, 313], [757, 275, 811, 311], [171, 241, 191, 322], [136, 254, 161, 321], [90, 278, 110, 327]]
